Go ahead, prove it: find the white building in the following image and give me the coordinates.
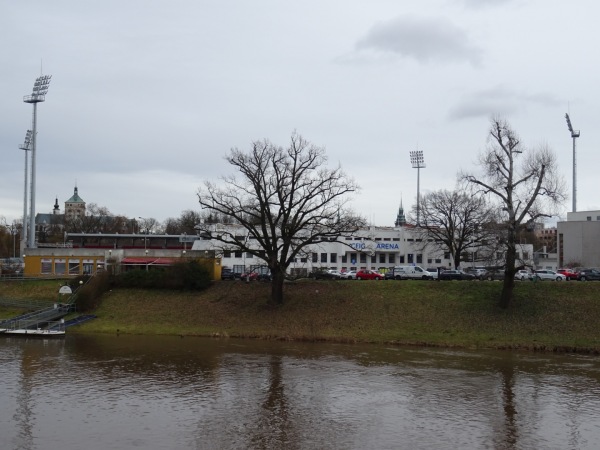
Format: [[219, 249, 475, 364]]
[[557, 210, 600, 268], [192, 223, 534, 276]]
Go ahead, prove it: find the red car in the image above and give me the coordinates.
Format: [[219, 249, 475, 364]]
[[557, 268, 577, 280], [355, 270, 384, 280]]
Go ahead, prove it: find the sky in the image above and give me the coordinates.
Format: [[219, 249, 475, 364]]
[[1, 0, 599, 228]]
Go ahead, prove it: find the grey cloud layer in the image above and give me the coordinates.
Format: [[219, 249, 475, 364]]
[[355, 15, 482, 65]]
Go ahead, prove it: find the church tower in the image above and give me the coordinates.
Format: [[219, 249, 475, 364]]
[[395, 199, 406, 227], [64, 186, 86, 220], [52, 196, 60, 215]]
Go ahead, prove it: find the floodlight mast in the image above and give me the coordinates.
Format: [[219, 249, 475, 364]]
[[565, 113, 580, 212], [19, 130, 33, 256], [410, 150, 426, 226], [23, 74, 51, 248]]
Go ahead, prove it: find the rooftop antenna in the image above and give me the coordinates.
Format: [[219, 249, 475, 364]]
[[565, 113, 580, 212], [23, 74, 52, 248], [19, 130, 33, 255], [410, 150, 426, 226]]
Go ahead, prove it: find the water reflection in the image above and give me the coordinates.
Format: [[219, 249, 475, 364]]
[[1, 335, 600, 449]]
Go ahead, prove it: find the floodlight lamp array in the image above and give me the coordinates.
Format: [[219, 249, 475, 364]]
[[565, 113, 580, 138], [24, 75, 52, 103], [410, 150, 426, 168], [19, 130, 33, 150]]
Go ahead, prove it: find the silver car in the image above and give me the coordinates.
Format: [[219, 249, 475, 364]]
[[532, 270, 566, 281]]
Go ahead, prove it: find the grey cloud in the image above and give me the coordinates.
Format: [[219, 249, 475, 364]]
[[355, 15, 482, 65], [449, 86, 563, 120], [461, 0, 515, 9]]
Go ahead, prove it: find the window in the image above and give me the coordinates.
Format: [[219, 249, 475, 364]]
[[350, 253, 357, 264], [427, 258, 432, 264], [321, 253, 327, 263], [388, 254, 395, 264], [383, 238, 390, 241], [341, 255, 347, 263], [360, 253, 367, 263], [435, 259, 441, 264], [41, 258, 52, 274], [235, 250, 242, 258], [416, 254, 423, 264], [371, 255, 376, 263], [379, 254, 386, 263], [408, 254, 414, 264], [300, 257, 307, 263], [55, 258, 66, 275], [587, 216, 592, 221], [68, 259, 80, 275], [83, 259, 94, 275], [330, 253, 337, 263], [246, 252, 253, 259], [223, 250, 231, 258], [312, 253, 318, 263], [399, 255, 405, 263], [444, 252, 450, 260]]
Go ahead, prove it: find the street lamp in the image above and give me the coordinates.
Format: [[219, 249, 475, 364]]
[[565, 113, 580, 212], [23, 74, 52, 248], [410, 150, 426, 226], [145, 249, 149, 271], [19, 130, 32, 254]]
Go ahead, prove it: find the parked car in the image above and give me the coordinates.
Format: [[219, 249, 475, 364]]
[[220, 268, 237, 280], [355, 269, 384, 280], [557, 268, 578, 280], [481, 269, 505, 281], [532, 270, 566, 281], [426, 268, 440, 280], [514, 270, 532, 281], [465, 268, 487, 278], [310, 269, 341, 280], [343, 270, 357, 280], [439, 270, 477, 281], [385, 268, 407, 280], [392, 265, 434, 280], [576, 268, 600, 281]]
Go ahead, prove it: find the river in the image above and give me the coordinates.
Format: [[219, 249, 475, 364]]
[[1, 334, 600, 449]]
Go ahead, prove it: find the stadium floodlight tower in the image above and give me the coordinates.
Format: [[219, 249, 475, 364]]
[[23, 74, 52, 248], [19, 130, 33, 255], [565, 113, 580, 212], [410, 150, 426, 226]]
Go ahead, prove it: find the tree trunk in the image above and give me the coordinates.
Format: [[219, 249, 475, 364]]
[[270, 269, 285, 305], [499, 232, 518, 309]]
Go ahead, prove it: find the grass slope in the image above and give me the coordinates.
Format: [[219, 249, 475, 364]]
[[2, 279, 600, 352]]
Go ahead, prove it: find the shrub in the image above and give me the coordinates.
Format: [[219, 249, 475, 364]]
[[113, 260, 212, 291], [74, 272, 112, 312]]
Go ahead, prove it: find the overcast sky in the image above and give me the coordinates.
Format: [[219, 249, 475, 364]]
[[1, 0, 598, 228]]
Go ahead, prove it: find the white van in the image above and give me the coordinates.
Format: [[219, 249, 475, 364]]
[[393, 265, 434, 280]]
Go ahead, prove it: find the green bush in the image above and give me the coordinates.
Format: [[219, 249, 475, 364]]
[[74, 272, 111, 312], [113, 260, 212, 291]]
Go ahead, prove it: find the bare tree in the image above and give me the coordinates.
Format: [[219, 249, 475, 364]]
[[461, 118, 566, 308], [197, 132, 365, 305], [410, 188, 498, 269], [138, 217, 160, 234]]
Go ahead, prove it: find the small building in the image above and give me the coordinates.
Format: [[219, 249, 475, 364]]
[[557, 211, 600, 268]]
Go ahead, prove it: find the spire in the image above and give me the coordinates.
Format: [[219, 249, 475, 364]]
[[53, 196, 60, 215], [395, 197, 406, 227]]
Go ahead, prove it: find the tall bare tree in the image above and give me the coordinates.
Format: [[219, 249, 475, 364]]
[[197, 132, 365, 305], [461, 118, 566, 308], [411, 188, 498, 269]]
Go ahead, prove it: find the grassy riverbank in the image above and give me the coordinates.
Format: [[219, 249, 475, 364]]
[[2, 279, 600, 352]]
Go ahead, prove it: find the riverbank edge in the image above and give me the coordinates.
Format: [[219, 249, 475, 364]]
[[78, 280, 600, 354], [3, 280, 600, 354]]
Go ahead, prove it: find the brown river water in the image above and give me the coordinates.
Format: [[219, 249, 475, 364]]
[[1, 334, 600, 450]]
